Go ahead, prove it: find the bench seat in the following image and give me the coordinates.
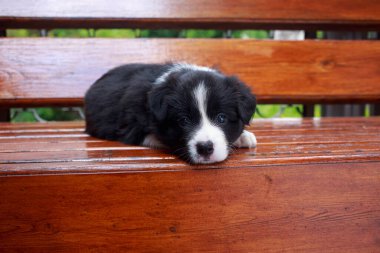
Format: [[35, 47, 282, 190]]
[[1, 117, 380, 251], [1, 117, 380, 175]]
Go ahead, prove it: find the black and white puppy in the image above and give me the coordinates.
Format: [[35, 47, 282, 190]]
[[85, 63, 257, 164]]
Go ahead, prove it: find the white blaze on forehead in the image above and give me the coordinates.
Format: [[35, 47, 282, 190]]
[[154, 63, 216, 85], [188, 82, 228, 164]]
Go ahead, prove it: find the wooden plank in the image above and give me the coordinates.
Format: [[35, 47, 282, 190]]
[[0, 118, 379, 250], [0, 162, 379, 252], [1, 138, 379, 164], [1, 127, 379, 143], [1, 124, 380, 136], [1, 0, 380, 30], [1, 145, 379, 176], [2, 131, 380, 148], [1, 38, 380, 106], [1, 118, 379, 176], [321, 31, 367, 117], [2, 118, 380, 138], [0, 29, 9, 122], [2, 138, 380, 155], [1, 117, 380, 130]]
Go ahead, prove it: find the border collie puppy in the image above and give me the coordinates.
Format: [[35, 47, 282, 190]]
[[85, 63, 257, 164]]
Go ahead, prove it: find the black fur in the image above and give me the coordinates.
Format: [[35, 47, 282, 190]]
[[85, 63, 256, 162]]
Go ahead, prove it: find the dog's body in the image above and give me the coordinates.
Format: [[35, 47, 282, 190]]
[[85, 63, 257, 164]]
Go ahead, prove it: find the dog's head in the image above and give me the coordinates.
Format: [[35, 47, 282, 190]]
[[148, 70, 256, 164]]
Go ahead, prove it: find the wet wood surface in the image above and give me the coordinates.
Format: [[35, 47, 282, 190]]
[[1, 0, 380, 30], [1, 117, 380, 252], [1, 38, 380, 106]]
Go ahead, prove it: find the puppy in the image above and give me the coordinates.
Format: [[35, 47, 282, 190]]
[[85, 63, 257, 164]]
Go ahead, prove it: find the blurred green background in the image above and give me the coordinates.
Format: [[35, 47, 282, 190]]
[[7, 29, 320, 122]]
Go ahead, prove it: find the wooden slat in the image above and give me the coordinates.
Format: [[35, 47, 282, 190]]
[[1, 117, 380, 130], [1, 117, 379, 176], [1, 163, 379, 252], [1, 38, 380, 106], [1, 0, 380, 30], [1, 118, 379, 251]]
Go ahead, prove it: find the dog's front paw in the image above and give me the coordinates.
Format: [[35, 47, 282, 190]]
[[233, 130, 257, 148], [141, 134, 167, 149]]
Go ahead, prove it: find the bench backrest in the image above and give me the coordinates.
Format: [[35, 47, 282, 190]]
[[0, 0, 380, 107]]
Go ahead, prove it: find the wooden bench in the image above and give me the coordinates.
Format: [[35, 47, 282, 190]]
[[1, 1, 380, 252]]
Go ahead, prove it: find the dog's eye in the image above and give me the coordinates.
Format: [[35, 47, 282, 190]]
[[216, 113, 227, 124], [178, 116, 190, 127]]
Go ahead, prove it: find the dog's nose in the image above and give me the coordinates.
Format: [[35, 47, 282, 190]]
[[196, 141, 214, 157]]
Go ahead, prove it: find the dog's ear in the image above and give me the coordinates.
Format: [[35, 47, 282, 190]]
[[148, 84, 171, 122], [148, 73, 180, 121], [226, 76, 257, 125]]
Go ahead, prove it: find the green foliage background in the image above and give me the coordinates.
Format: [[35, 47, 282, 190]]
[[7, 29, 311, 122]]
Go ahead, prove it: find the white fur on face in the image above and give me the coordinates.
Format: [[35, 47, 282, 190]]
[[154, 63, 216, 85], [188, 83, 228, 164]]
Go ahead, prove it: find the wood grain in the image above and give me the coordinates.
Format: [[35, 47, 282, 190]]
[[1, 118, 379, 252], [1, 38, 380, 106], [1, 2, 379, 250], [1, 117, 379, 176], [1, 0, 380, 30], [1, 163, 379, 252]]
